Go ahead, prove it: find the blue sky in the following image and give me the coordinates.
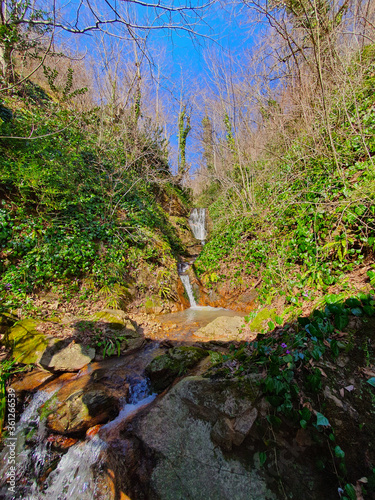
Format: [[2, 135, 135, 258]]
[[54, 1, 259, 173]]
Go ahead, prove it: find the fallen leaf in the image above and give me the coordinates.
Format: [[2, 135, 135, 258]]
[[317, 367, 327, 377], [339, 388, 345, 398], [345, 385, 354, 392], [358, 477, 368, 484]]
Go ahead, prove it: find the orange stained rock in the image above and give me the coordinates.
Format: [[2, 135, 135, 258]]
[[86, 424, 102, 439], [46, 434, 78, 450], [42, 372, 77, 392], [10, 369, 54, 393], [106, 469, 132, 500]]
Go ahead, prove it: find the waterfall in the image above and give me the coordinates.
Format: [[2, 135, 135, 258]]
[[180, 274, 197, 308], [189, 208, 207, 244]]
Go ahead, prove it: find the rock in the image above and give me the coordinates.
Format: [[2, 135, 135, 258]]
[[210, 416, 235, 451], [40, 341, 95, 372], [92, 309, 134, 331], [144, 296, 164, 315], [194, 316, 248, 341], [5, 319, 54, 365], [232, 406, 258, 446], [114, 376, 272, 500], [44, 387, 119, 435], [46, 434, 78, 451], [10, 369, 54, 394], [145, 346, 208, 392], [92, 309, 145, 355], [40, 366, 129, 435], [247, 307, 277, 331]]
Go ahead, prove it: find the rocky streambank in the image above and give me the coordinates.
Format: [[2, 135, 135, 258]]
[[2, 293, 375, 499]]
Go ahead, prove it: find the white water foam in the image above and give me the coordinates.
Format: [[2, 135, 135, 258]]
[[179, 274, 197, 308], [188, 208, 207, 244]]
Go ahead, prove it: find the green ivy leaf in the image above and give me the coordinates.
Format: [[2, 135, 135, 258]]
[[344, 483, 356, 500], [316, 412, 330, 427], [259, 451, 267, 466], [334, 313, 348, 330], [268, 320, 275, 331], [330, 339, 339, 358], [367, 377, 375, 387], [334, 445, 345, 458], [363, 305, 374, 316]]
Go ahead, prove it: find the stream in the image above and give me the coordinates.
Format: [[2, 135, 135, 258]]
[[0, 207, 245, 499]]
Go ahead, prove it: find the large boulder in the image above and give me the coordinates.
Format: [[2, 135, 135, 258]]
[[194, 316, 257, 342], [106, 375, 273, 500], [5, 319, 53, 364], [40, 341, 95, 372], [145, 346, 208, 392]]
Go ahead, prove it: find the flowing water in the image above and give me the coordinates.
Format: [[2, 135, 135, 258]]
[[0, 344, 161, 499], [188, 208, 207, 244], [179, 274, 197, 308], [0, 207, 243, 499]]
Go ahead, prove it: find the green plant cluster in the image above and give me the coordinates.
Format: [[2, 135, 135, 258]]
[[0, 75, 190, 314], [195, 45, 375, 301], [207, 293, 375, 499]]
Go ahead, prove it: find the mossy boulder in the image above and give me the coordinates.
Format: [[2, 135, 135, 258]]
[[145, 346, 208, 392], [144, 295, 164, 315], [5, 319, 54, 365], [92, 309, 144, 354], [92, 309, 135, 331], [248, 308, 277, 331]]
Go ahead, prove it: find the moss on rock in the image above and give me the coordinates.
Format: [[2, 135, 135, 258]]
[[5, 319, 51, 365], [145, 346, 208, 392]]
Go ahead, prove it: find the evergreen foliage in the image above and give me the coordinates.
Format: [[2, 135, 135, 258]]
[[0, 73, 189, 314]]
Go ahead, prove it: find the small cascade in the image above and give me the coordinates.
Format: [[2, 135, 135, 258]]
[[188, 208, 207, 244], [0, 389, 59, 499], [180, 274, 197, 308], [0, 345, 160, 499]]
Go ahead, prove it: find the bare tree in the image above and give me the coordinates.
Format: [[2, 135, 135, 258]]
[[0, 0, 215, 86]]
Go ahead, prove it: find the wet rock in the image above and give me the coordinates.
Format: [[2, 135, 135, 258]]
[[40, 341, 95, 372], [145, 346, 208, 392], [10, 369, 54, 394], [194, 316, 248, 341], [46, 434, 78, 451], [42, 383, 120, 435], [40, 367, 129, 436], [86, 424, 103, 439]]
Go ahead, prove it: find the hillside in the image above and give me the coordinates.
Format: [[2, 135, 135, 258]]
[[195, 44, 375, 324], [0, 77, 192, 322]]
